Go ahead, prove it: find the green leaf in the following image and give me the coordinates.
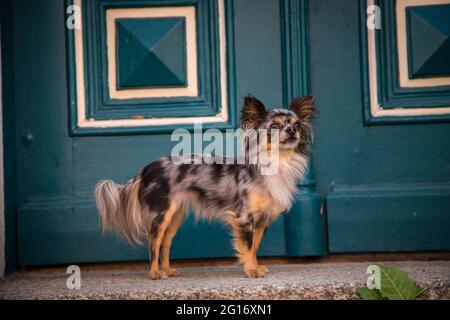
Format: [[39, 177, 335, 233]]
[[378, 264, 423, 300], [358, 287, 384, 300]]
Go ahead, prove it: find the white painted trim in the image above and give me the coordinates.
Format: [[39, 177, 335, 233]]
[[106, 6, 198, 99], [367, 0, 450, 117], [74, 0, 229, 128], [0, 26, 5, 277], [396, 0, 450, 88], [218, 0, 229, 124]]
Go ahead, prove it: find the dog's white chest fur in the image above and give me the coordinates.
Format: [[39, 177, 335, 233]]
[[263, 153, 308, 211]]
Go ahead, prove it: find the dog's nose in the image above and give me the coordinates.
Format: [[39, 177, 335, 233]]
[[286, 126, 296, 135]]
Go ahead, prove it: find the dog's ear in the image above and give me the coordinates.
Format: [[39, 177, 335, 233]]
[[289, 96, 316, 122], [240, 96, 267, 129]]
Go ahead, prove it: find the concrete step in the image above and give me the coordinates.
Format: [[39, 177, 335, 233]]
[[0, 260, 449, 300]]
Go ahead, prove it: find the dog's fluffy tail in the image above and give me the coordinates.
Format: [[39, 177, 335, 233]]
[[94, 178, 144, 245]]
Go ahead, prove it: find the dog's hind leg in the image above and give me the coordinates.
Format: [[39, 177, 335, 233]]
[[160, 209, 186, 277], [147, 201, 178, 280]]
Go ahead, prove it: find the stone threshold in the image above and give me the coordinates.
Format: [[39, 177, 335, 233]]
[[0, 260, 449, 300]]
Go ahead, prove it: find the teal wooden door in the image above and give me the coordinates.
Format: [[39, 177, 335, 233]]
[[310, 0, 450, 252], [2, 0, 324, 268], [7, 0, 447, 269]]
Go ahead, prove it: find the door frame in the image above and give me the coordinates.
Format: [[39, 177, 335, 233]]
[[1, 0, 17, 275]]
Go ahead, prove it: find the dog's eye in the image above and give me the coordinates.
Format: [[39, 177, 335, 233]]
[[294, 122, 301, 129], [270, 123, 280, 130]]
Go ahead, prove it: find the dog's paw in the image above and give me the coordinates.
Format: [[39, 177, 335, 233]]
[[163, 268, 181, 277], [257, 265, 269, 275], [244, 267, 265, 278], [148, 269, 169, 280]]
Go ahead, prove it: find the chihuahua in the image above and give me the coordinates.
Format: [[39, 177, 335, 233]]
[[95, 96, 316, 279]]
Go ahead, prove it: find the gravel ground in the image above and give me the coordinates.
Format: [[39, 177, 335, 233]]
[[0, 261, 449, 300]]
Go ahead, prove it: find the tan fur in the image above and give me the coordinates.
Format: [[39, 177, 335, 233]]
[[227, 214, 270, 278], [248, 188, 283, 218], [226, 189, 284, 278], [147, 201, 178, 280], [279, 148, 296, 162], [160, 210, 186, 277], [273, 115, 285, 125], [253, 218, 270, 274], [228, 217, 258, 277], [253, 218, 269, 253]]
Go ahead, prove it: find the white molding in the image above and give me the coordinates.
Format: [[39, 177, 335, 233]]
[[396, 0, 450, 88], [74, 0, 229, 128], [106, 6, 198, 99], [367, 0, 450, 117]]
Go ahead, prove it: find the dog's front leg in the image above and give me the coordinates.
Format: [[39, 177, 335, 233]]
[[253, 217, 270, 275], [230, 215, 265, 278]]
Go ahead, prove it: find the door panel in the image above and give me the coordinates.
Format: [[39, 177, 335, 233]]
[[309, 0, 450, 252]]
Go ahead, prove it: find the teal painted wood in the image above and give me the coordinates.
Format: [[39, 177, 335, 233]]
[[67, 0, 238, 135], [0, 0, 18, 274], [233, 0, 283, 107], [327, 184, 450, 253], [309, 0, 450, 253], [360, 0, 450, 125], [285, 189, 325, 256], [406, 5, 450, 78], [5, 0, 323, 268], [280, 0, 324, 256], [116, 18, 187, 88]]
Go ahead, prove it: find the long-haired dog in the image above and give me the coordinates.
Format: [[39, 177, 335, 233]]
[[95, 96, 316, 279]]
